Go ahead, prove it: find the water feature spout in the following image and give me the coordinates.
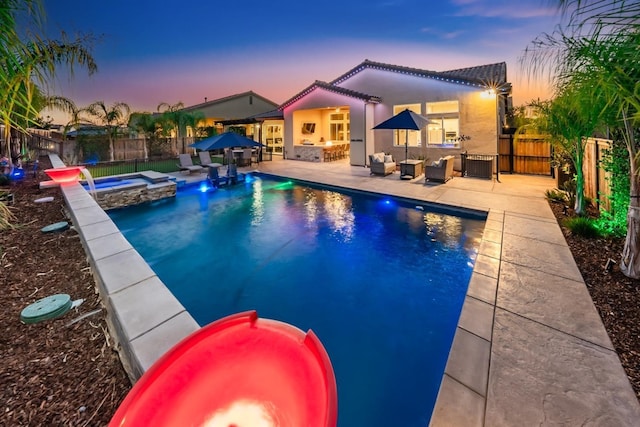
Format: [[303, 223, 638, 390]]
[[44, 166, 97, 201]]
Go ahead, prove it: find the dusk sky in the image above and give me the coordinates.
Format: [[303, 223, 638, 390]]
[[38, 0, 562, 122]]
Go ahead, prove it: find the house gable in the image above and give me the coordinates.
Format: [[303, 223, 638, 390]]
[[279, 80, 381, 111], [184, 90, 279, 121], [331, 59, 510, 93]]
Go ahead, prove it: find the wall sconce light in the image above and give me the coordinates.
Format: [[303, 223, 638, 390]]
[[481, 88, 497, 99]]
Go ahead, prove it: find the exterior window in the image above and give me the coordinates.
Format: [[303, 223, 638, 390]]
[[330, 112, 350, 141], [393, 104, 421, 147], [426, 101, 460, 147]]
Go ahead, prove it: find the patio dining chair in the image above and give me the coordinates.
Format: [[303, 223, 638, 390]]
[[239, 148, 253, 167]]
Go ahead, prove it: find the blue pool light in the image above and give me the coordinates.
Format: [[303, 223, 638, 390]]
[[379, 198, 396, 208], [199, 182, 211, 193], [10, 168, 25, 180]]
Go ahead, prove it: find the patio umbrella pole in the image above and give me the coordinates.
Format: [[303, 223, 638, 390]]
[[405, 131, 408, 162]]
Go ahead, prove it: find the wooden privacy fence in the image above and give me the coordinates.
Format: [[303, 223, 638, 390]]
[[583, 138, 611, 211], [112, 137, 197, 160], [499, 133, 552, 175], [498, 133, 612, 210]]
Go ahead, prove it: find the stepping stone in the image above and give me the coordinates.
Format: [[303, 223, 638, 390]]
[[20, 294, 72, 324], [41, 221, 69, 233]]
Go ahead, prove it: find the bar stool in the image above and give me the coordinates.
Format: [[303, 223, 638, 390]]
[[324, 147, 333, 162]]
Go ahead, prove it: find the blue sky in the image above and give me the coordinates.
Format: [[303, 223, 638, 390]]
[[38, 0, 561, 121]]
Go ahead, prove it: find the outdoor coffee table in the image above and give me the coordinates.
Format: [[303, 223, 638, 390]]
[[399, 159, 424, 179]]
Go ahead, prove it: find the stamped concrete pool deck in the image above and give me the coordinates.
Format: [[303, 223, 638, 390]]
[[52, 155, 640, 426]]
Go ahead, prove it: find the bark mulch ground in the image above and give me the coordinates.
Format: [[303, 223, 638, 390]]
[[1, 162, 638, 425], [1, 157, 130, 426]]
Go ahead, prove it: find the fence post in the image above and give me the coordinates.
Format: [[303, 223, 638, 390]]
[[460, 151, 467, 176], [595, 140, 601, 210], [509, 134, 514, 174]]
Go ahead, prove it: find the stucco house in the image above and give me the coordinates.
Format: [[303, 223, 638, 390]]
[[279, 59, 511, 168], [183, 90, 279, 139]]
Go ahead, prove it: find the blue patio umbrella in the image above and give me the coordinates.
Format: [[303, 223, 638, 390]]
[[189, 132, 264, 151], [372, 109, 434, 163], [189, 132, 265, 171]]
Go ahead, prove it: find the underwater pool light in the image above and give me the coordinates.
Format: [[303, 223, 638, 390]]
[[199, 182, 210, 193]]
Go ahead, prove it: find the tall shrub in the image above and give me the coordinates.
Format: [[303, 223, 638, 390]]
[[597, 133, 631, 237]]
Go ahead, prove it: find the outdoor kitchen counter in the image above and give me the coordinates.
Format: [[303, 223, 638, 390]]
[[292, 144, 327, 162]]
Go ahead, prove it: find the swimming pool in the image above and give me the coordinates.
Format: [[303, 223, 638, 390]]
[[108, 175, 485, 426]]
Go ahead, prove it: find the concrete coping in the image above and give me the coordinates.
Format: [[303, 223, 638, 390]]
[[47, 155, 199, 381]]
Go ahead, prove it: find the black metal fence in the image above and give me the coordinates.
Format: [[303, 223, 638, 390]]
[[81, 157, 184, 178], [81, 150, 272, 178]]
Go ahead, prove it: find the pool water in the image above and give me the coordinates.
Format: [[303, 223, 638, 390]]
[[108, 175, 485, 426]]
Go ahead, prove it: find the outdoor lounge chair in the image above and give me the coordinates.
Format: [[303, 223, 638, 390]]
[[178, 154, 203, 174], [198, 151, 222, 168], [425, 155, 455, 183], [369, 152, 396, 176]]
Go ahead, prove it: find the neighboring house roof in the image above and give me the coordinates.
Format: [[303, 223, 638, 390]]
[[279, 80, 382, 110], [330, 59, 510, 91], [65, 125, 109, 138], [183, 90, 278, 112], [217, 109, 284, 126]]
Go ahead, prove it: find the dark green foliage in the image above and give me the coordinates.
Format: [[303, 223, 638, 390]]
[[560, 178, 576, 208], [597, 133, 631, 238], [545, 188, 568, 203], [75, 134, 110, 162], [563, 216, 602, 238]]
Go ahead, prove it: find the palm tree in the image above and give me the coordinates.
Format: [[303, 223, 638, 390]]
[[129, 111, 160, 159], [523, 1, 640, 277], [157, 102, 205, 152], [0, 1, 97, 157], [79, 101, 130, 162], [528, 82, 606, 215]]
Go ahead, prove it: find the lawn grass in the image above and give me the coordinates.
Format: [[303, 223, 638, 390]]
[[84, 155, 225, 178]]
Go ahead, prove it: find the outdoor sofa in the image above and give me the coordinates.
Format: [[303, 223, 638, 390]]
[[369, 152, 396, 176]]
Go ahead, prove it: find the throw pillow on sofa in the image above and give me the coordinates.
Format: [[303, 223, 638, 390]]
[[372, 153, 385, 163], [384, 155, 393, 163]]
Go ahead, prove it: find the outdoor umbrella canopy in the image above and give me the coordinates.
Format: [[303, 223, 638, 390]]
[[372, 109, 434, 164], [189, 132, 264, 151], [189, 132, 265, 172]]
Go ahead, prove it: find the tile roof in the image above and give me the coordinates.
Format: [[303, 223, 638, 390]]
[[279, 80, 382, 110], [278, 59, 512, 110], [184, 90, 279, 111], [216, 109, 283, 125], [331, 59, 510, 92]]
